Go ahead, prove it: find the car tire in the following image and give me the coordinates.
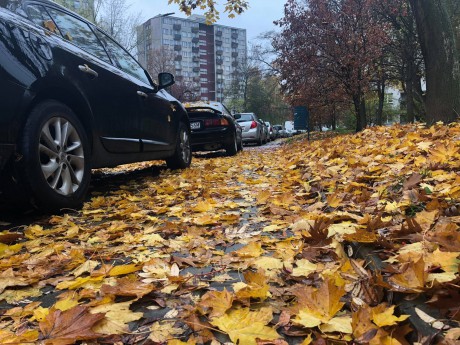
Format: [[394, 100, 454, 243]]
[[18, 100, 91, 212], [237, 135, 243, 152], [166, 122, 192, 169], [257, 134, 263, 146], [225, 132, 238, 156]]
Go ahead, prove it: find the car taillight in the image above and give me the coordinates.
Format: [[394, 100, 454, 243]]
[[204, 118, 229, 127], [250, 121, 257, 129]]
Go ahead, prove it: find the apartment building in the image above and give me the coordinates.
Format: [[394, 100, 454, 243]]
[[137, 14, 247, 102]]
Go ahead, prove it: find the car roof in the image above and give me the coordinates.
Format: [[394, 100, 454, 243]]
[[184, 101, 232, 115]]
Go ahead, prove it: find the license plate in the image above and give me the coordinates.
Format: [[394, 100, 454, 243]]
[[190, 122, 201, 130]]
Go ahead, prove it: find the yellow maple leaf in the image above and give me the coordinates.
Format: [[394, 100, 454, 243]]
[[149, 321, 184, 343], [197, 289, 233, 318], [319, 315, 352, 333], [192, 200, 214, 212], [90, 301, 143, 334], [371, 304, 409, 327], [108, 264, 141, 276], [327, 192, 343, 208], [235, 270, 270, 300], [0, 329, 39, 343], [388, 256, 426, 292], [210, 307, 280, 345], [233, 241, 263, 258], [253, 256, 284, 278], [56, 276, 104, 290], [32, 306, 49, 322], [292, 259, 318, 277], [292, 277, 345, 325], [55, 298, 79, 312]]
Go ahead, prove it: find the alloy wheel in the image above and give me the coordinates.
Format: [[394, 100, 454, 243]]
[[39, 117, 85, 196], [180, 128, 191, 164]]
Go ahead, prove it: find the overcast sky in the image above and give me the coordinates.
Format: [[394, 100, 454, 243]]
[[130, 0, 285, 41]]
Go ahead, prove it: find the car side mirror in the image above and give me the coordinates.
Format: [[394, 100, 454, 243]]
[[158, 72, 175, 90], [233, 113, 241, 119]]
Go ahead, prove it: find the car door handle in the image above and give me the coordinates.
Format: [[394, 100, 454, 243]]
[[78, 64, 98, 78], [137, 91, 148, 99]]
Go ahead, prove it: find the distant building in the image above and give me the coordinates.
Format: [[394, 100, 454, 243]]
[[137, 14, 247, 102]]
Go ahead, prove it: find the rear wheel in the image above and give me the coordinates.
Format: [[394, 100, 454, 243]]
[[257, 133, 263, 146], [225, 132, 238, 156], [166, 122, 192, 169], [18, 100, 90, 211], [237, 134, 243, 151]]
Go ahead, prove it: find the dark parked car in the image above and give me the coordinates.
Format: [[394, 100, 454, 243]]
[[185, 101, 243, 156], [0, 0, 191, 211]]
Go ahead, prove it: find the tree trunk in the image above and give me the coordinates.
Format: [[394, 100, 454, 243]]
[[405, 66, 415, 123], [376, 77, 385, 126], [404, 11, 416, 123], [410, 0, 460, 124], [353, 94, 367, 132]]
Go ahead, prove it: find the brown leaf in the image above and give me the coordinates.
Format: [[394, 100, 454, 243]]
[[39, 305, 105, 344], [100, 277, 154, 298], [275, 310, 291, 328], [0, 232, 23, 244], [403, 172, 422, 190]]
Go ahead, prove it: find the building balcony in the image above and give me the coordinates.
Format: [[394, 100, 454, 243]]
[[216, 59, 223, 65], [192, 37, 199, 43], [192, 46, 199, 53], [174, 45, 182, 51], [232, 61, 238, 67], [174, 34, 181, 41], [192, 26, 199, 33], [231, 32, 238, 39], [215, 30, 222, 36], [216, 50, 223, 55], [216, 69, 223, 74], [193, 67, 200, 72], [231, 42, 238, 48], [215, 39, 222, 46], [192, 56, 200, 62], [173, 24, 181, 31], [231, 52, 238, 57], [175, 55, 182, 61]]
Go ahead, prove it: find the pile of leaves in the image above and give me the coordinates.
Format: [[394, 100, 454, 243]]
[[0, 123, 459, 345]]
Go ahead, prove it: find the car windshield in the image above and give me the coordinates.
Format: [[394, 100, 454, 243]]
[[236, 114, 253, 122]]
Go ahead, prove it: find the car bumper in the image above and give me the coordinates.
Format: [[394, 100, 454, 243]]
[[190, 128, 231, 148], [0, 144, 15, 170], [242, 129, 260, 142]]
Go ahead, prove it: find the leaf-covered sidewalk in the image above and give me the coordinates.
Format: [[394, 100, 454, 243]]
[[1, 123, 459, 344]]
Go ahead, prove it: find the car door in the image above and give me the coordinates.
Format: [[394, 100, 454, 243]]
[[137, 86, 175, 152], [95, 31, 173, 152], [29, 4, 143, 153]]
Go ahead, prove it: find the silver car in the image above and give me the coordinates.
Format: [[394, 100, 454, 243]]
[[235, 113, 265, 145]]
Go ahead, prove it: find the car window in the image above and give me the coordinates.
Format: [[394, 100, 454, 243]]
[[95, 30, 150, 85], [236, 114, 254, 122], [25, 5, 53, 29], [45, 7, 111, 64]]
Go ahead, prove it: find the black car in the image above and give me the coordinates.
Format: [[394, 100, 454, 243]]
[[185, 101, 243, 156], [0, 0, 191, 211]]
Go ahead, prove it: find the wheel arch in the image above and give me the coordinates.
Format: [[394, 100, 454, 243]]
[[19, 79, 95, 150]]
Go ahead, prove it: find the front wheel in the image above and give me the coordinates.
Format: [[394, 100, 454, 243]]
[[18, 100, 91, 211], [166, 122, 192, 169]]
